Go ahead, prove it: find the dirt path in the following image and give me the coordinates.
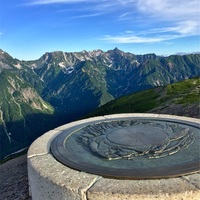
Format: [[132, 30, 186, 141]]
[[0, 155, 31, 200]]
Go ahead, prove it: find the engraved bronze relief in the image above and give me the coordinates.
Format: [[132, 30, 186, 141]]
[[77, 120, 195, 160]]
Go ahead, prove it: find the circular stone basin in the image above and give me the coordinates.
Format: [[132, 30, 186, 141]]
[[50, 115, 200, 179]]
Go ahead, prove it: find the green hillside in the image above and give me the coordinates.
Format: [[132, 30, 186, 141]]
[[87, 78, 200, 118]]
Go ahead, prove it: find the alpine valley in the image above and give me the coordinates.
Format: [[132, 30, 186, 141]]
[[0, 48, 199, 160]]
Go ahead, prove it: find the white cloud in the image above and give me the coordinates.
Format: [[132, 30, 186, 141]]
[[100, 0, 200, 44], [70, 12, 102, 19], [28, 0, 200, 43], [176, 21, 199, 35], [29, 0, 92, 5], [136, 0, 199, 21], [28, 0, 199, 16], [119, 12, 132, 21], [28, 0, 199, 22], [28, 0, 134, 8], [101, 20, 200, 44], [28, 0, 125, 18], [102, 34, 180, 44], [141, 21, 199, 36]]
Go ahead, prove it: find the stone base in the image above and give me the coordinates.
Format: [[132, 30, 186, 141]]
[[28, 114, 200, 200]]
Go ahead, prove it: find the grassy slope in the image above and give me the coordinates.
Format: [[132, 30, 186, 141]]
[[87, 78, 200, 118]]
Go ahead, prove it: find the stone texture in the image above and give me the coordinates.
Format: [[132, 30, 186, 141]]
[[103, 113, 200, 124], [87, 177, 200, 200], [28, 154, 100, 200], [27, 129, 61, 158], [103, 113, 159, 120], [181, 173, 200, 189], [157, 114, 200, 123]]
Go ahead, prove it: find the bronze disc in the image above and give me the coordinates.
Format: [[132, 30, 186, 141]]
[[51, 117, 200, 179]]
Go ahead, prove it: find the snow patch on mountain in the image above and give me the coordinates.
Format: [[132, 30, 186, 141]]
[[58, 62, 65, 68], [13, 63, 22, 69], [63, 66, 74, 74]]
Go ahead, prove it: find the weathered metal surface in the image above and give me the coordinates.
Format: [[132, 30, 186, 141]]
[[51, 117, 200, 179]]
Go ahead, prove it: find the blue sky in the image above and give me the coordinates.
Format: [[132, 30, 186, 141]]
[[0, 0, 199, 60]]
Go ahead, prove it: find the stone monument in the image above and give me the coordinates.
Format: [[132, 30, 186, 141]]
[[28, 114, 200, 200]]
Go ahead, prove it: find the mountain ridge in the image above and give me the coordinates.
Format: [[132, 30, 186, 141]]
[[0, 48, 199, 159]]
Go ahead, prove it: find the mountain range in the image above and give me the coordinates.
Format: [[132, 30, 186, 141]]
[[0, 48, 199, 160]]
